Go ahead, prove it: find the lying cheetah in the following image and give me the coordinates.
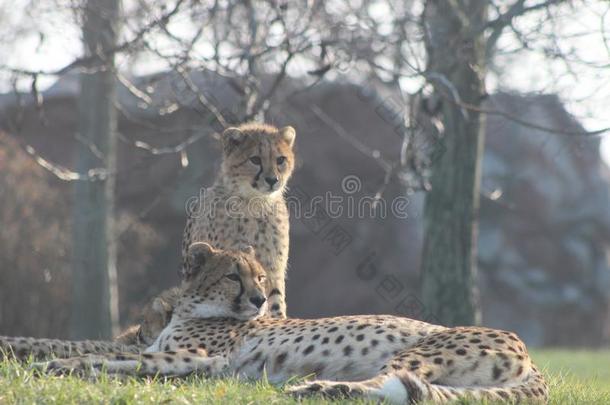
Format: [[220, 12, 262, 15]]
[[1, 287, 180, 361], [34, 243, 548, 404], [113, 287, 181, 347], [182, 123, 295, 319]]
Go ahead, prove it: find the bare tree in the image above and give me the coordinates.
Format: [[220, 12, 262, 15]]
[[1, 0, 609, 333], [0, 0, 333, 337], [303, 0, 610, 326], [417, 1, 488, 326], [71, 0, 121, 339], [417, 0, 610, 326]]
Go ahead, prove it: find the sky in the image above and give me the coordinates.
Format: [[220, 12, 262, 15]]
[[1, 0, 609, 166]]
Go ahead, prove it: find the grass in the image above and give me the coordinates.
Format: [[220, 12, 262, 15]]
[[530, 350, 610, 404], [0, 350, 609, 404]]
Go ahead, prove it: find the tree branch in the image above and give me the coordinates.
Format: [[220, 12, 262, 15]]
[[484, 0, 565, 58], [0, 0, 187, 77]]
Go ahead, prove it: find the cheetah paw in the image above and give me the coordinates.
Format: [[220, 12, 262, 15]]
[[286, 380, 357, 399], [198, 355, 230, 376], [31, 358, 91, 377]]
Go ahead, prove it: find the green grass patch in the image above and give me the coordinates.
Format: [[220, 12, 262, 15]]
[[0, 350, 608, 404], [531, 350, 610, 404]]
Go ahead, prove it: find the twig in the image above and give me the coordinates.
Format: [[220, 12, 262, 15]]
[[0, 0, 188, 77], [117, 131, 207, 155], [445, 95, 610, 137], [174, 65, 229, 128], [310, 105, 392, 172]]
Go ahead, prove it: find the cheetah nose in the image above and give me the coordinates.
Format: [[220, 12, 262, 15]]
[[249, 295, 267, 309], [265, 176, 278, 187]]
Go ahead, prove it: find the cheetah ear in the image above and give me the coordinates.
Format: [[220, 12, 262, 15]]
[[222, 127, 246, 154], [185, 242, 216, 279], [239, 244, 255, 256], [279, 126, 296, 147], [151, 297, 173, 322]]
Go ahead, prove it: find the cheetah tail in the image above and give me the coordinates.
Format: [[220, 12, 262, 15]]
[[0, 335, 142, 362], [387, 366, 549, 404]]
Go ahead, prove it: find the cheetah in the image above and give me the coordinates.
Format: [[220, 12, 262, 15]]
[[1, 123, 295, 361], [181, 123, 295, 319], [113, 287, 181, 346], [0, 287, 180, 361], [34, 243, 548, 404]]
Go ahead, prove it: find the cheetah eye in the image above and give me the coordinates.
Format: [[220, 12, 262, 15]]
[[276, 156, 286, 165], [258, 275, 266, 283], [225, 274, 240, 282], [249, 156, 262, 165]]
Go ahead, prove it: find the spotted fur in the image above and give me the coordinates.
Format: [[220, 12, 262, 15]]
[[113, 287, 182, 347], [33, 245, 548, 404], [0, 288, 182, 361], [181, 122, 295, 319], [0, 336, 140, 362]]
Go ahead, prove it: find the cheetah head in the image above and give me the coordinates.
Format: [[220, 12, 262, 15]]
[[175, 242, 268, 320], [138, 287, 181, 345], [113, 287, 180, 346], [220, 123, 296, 196]]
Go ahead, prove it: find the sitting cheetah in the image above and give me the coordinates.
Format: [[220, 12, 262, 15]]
[[34, 243, 548, 404], [0, 287, 180, 361], [181, 123, 296, 319]]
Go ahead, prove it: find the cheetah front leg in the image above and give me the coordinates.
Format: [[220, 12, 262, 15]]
[[136, 350, 229, 377], [33, 354, 140, 378], [34, 350, 229, 379], [287, 377, 394, 401], [266, 275, 287, 319]]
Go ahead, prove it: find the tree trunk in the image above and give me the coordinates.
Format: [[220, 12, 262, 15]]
[[420, 0, 487, 326], [71, 0, 120, 339]]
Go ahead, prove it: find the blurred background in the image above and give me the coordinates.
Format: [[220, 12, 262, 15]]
[[0, 0, 609, 348]]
